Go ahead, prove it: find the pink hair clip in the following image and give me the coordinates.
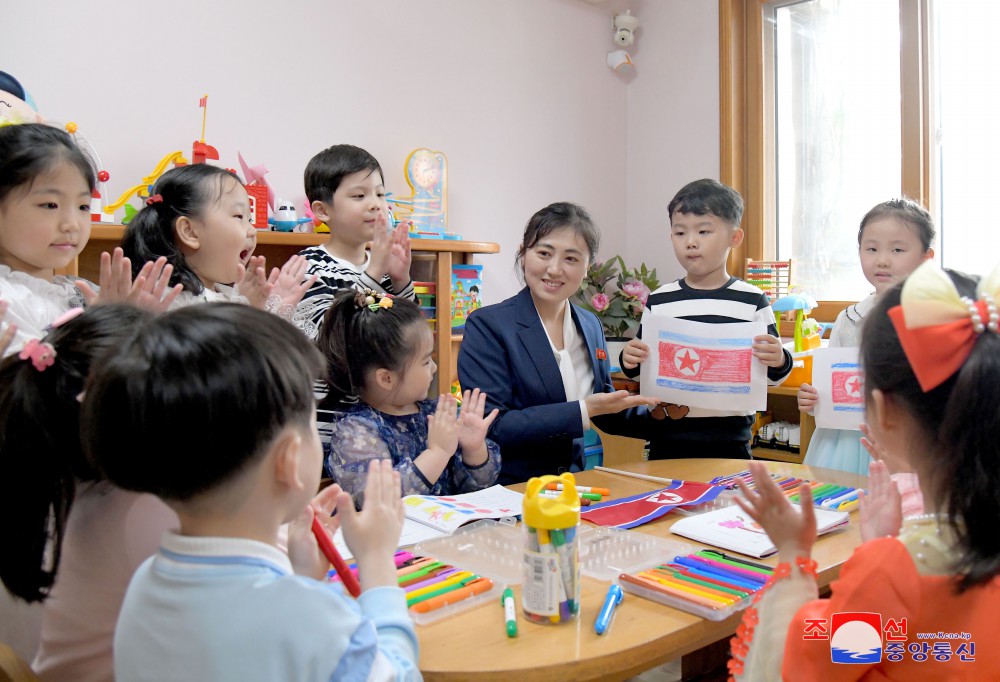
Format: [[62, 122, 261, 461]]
[[50, 307, 85, 329], [19, 338, 56, 371], [146, 194, 163, 206]]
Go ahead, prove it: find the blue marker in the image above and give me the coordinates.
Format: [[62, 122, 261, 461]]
[[595, 584, 623, 635]]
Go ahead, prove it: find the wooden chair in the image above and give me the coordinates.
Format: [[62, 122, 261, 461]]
[[745, 258, 793, 303], [0, 642, 39, 682]]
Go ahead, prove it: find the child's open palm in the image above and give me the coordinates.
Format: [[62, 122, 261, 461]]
[[235, 256, 270, 308], [456, 388, 499, 452], [426, 394, 459, 458], [735, 461, 817, 562], [369, 214, 412, 285], [339, 460, 405, 590], [78, 248, 182, 311], [266, 255, 316, 308], [859, 460, 902, 541]]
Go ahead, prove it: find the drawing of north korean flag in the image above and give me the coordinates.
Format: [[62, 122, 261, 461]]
[[638, 315, 768, 412], [831, 362, 864, 413]]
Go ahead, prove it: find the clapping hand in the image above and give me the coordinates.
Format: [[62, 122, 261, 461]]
[[456, 388, 499, 453], [735, 461, 817, 562]]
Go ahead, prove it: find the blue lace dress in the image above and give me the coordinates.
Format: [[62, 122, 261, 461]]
[[325, 399, 502, 507]]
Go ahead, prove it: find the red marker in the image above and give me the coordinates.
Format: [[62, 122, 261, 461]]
[[311, 515, 361, 597]]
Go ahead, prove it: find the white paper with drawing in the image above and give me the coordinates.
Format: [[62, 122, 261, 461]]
[[812, 347, 865, 430], [332, 485, 524, 559], [638, 314, 768, 411]]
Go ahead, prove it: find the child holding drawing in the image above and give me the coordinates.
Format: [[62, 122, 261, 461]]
[[798, 199, 934, 475], [620, 179, 792, 459], [729, 260, 1000, 679]]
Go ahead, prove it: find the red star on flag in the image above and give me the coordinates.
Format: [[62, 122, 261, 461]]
[[674, 348, 700, 375]]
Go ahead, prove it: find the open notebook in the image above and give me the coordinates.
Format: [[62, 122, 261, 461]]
[[333, 485, 524, 559], [669, 503, 849, 558]]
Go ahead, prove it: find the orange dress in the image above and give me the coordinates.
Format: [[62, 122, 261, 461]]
[[732, 521, 1000, 681], [783, 536, 1000, 680]]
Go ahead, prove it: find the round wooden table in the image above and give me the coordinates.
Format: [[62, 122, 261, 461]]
[[415, 458, 866, 681]]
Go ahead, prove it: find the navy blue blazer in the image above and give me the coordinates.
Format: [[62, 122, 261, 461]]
[[457, 287, 650, 484]]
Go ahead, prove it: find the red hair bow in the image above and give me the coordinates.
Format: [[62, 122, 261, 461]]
[[146, 194, 163, 206], [889, 260, 999, 391]]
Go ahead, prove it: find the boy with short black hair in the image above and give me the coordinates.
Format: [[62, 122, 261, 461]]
[[297, 144, 415, 338], [621, 178, 792, 459], [83, 304, 419, 682]]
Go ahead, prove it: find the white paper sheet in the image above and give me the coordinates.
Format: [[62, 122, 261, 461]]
[[638, 314, 768, 411], [812, 347, 865, 430]]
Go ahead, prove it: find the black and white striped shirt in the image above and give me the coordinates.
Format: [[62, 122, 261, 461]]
[[295, 245, 416, 340]]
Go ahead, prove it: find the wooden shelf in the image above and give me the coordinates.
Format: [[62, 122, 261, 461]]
[[75, 225, 499, 397], [752, 446, 805, 464]]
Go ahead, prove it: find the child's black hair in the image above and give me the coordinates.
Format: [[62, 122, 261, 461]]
[[515, 202, 600, 273], [317, 290, 426, 408], [82, 304, 325, 502], [667, 178, 744, 228], [304, 144, 383, 205], [120, 164, 244, 295], [0, 305, 151, 602], [0, 123, 96, 205], [857, 198, 936, 251], [862, 270, 1000, 592]]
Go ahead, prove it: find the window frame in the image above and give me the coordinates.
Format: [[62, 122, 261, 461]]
[[719, 0, 933, 323]]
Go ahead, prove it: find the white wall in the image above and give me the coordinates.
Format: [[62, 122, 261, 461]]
[[625, 0, 721, 286], [4, 0, 718, 300]]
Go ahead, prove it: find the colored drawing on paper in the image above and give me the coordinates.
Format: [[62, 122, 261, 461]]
[[813, 348, 865, 430], [639, 315, 767, 411]]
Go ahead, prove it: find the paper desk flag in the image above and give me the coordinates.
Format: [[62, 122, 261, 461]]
[[580, 481, 724, 529]]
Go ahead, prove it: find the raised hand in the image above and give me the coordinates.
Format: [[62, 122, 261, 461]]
[[735, 461, 817, 562], [456, 388, 499, 453], [426, 394, 459, 458], [385, 221, 412, 285], [859, 459, 902, 542], [236, 256, 271, 309], [265, 254, 316, 309], [339, 459, 405, 590], [77, 249, 182, 311]]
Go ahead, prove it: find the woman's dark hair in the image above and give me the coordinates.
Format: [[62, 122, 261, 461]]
[[0, 123, 96, 205], [862, 270, 999, 592], [515, 202, 600, 274], [317, 290, 426, 407], [858, 198, 936, 251], [667, 178, 744, 227], [0, 305, 151, 602], [82, 304, 324, 502], [121, 165, 243, 295], [304, 144, 383, 205]]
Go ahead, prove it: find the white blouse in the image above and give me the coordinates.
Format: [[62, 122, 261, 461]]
[[0, 266, 89, 357], [538, 301, 595, 429]]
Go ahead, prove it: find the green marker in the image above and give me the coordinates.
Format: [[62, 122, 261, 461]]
[[501, 587, 517, 637]]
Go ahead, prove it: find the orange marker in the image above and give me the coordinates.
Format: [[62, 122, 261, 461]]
[[619, 573, 723, 611], [410, 577, 495, 613], [546, 483, 610, 496]]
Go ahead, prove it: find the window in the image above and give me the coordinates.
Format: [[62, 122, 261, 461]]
[[721, 0, 995, 304], [931, 0, 1000, 276]]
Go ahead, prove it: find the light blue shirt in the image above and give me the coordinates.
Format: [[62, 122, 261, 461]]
[[114, 531, 420, 682]]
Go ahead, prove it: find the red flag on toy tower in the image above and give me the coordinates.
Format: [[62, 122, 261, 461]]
[[199, 94, 208, 142]]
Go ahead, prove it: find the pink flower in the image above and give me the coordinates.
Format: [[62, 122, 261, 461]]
[[622, 280, 650, 305], [591, 293, 610, 312]]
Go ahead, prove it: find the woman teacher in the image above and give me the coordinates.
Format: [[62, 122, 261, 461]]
[[458, 202, 656, 484]]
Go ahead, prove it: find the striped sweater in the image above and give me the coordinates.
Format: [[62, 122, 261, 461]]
[[622, 276, 792, 445], [295, 245, 416, 339]]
